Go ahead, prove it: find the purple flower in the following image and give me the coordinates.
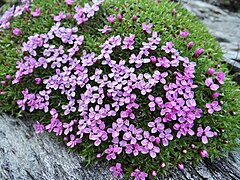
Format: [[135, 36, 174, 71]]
[[148, 117, 164, 133], [194, 48, 204, 58], [31, 8, 41, 17], [207, 68, 215, 75], [98, 25, 112, 34], [216, 72, 225, 84], [52, 11, 66, 22], [197, 126, 214, 144], [180, 31, 189, 37], [187, 42, 194, 49], [142, 22, 152, 34], [131, 169, 148, 180], [206, 101, 221, 114], [199, 150, 209, 157], [109, 163, 123, 178], [65, 0, 74, 5], [33, 121, 45, 134], [161, 42, 176, 54], [205, 77, 219, 91], [117, 14, 123, 22], [122, 34, 135, 50], [141, 131, 160, 158], [107, 15, 115, 24], [13, 28, 21, 35], [67, 134, 82, 147]]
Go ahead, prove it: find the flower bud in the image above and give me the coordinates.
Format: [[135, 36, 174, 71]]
[[160, 161, 166, 168], [150, 56, 157, 63], [211, 92, 219, 98], [1, 81, 6, 85], [13, 28, 22, 35], [155, 137, 160, 144], [194, 48, 204, 58], [0, 92, 6, 95], [178, 163, 184, 170], [96, 153, 102, 158], [132, 15, 137, 21], [6, 75, 11, 80], [191, 144, 195, 149], [187, 42, 194, 49], [35, 78, 42, 85], [117, 14, 123, 22], [199, 150, 208, 157], [207, 68, 215, 75], [182, 149, 187, 154], [63, 137, 69, 141], [172, 8, 176, 16], [152, 170, 157, 176]]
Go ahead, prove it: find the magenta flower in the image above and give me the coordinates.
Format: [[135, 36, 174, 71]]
[[206, 101, 221, 114], [107, 14, 115, 24], [148, 117, 164, 133], [180, 31, 189, 37], [142, 22, 152, 34], [199, 150, 209, 157], [216, 72, 225, 84], [159, 128, 173, 146], [35, 78, 42, 85], [197, 126, 214, 144], [31, 8, 41, 17], [13, 28, 21, 35], [205, 77, 219, 91], [187, 42, 194, 49], [122, 34, 135, 50], [33, 121, 45, 134], [109, 163, 123, 178], [194, 48, 204, 58], [52, 11, 66, 22], [98, 25, 112, 34], [117, 14, 123, 22], [131, 169, 148, 180], [207, 68, 215, 75], [161, 42, 175, 54], [64, 0, 74, 5], [66, 134, 82, 147], [132, 15, 137, 21]]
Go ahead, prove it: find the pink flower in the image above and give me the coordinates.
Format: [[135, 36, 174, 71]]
[[194, 48, 204, 58], [64, 0, 74, 5], [131, 169, 148, 180], [205, 77, 219, 91], [199, 150, 209, 157], [122, 34, 135, 50], [180, 31, 189, 37], [52, 11, 66, 22], [13, 28, 21, 35], [142, 22, 152, 34], [152, 170, 157, 177], [98, 25, 112, 34], [35, 78, 42, 85], [206, 101, 221, 114], [211, 92, 219, 98], [33, 121, 45, 134], [197, 126, 214, 144], [216, 72, 225, 84], [67, 134, 82, 147], [109, 163, 123, 178], [207, 68, 215, 75], [107, 15, 115, 24], [187, 42, 194, 49], [31, 8, 41, 17]]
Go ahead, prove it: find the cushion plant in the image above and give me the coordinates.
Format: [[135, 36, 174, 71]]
[[0, 0, 239, 179]]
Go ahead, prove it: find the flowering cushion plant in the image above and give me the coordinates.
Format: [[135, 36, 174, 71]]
[[0, 0, 240, 179]]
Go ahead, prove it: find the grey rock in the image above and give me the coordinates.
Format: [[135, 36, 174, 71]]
[[1, 112, 240, 180], [0, 113, 116, 180]]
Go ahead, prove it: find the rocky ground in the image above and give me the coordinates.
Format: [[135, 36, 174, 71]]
[[1, 0, 240, 180], [182, 0, 240, 83]]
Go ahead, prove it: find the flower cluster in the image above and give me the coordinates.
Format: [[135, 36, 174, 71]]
[[1, 0, 233, 179]]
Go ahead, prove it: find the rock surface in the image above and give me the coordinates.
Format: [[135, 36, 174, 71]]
[[182, 0, 240, 83]]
